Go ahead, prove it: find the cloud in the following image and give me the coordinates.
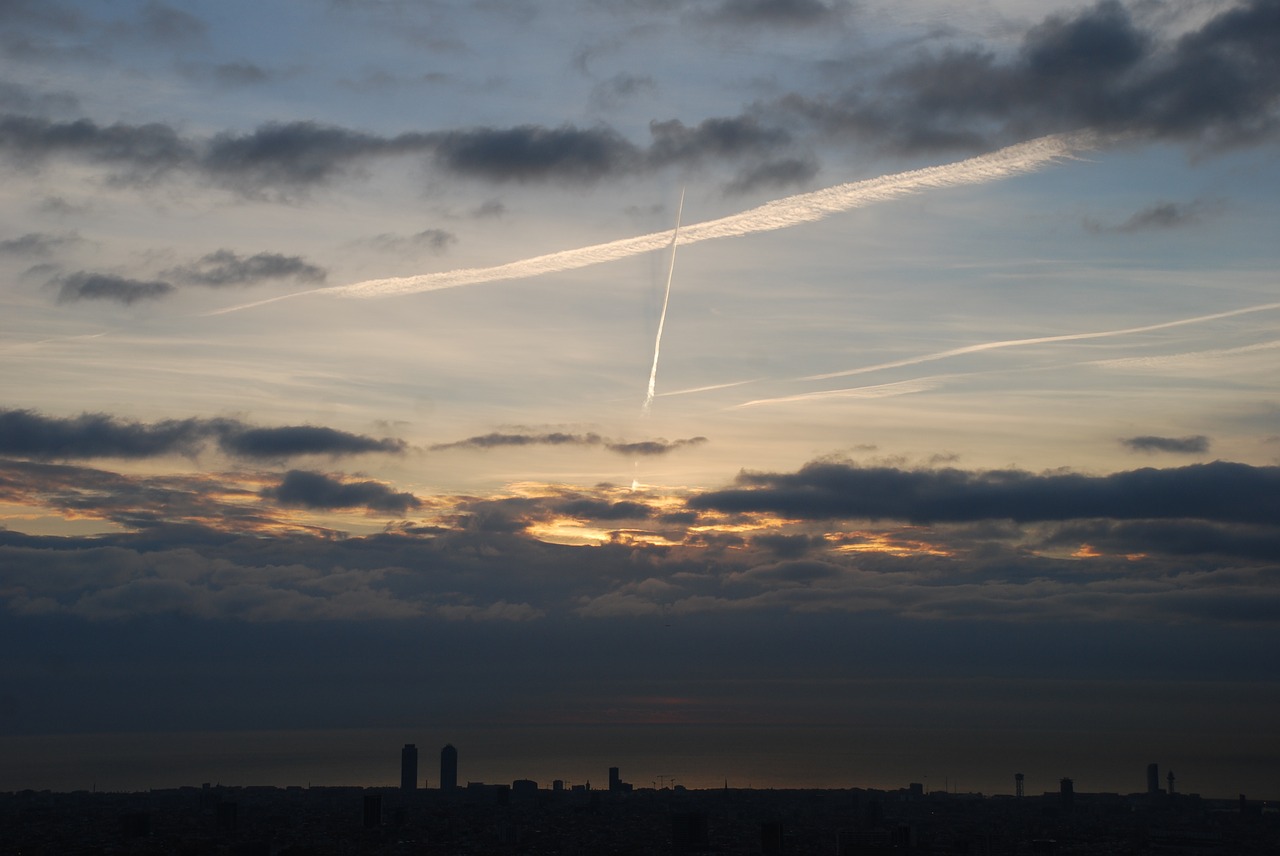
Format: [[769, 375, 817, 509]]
[[1121, 435, 1210, 454], [164, 249, 327, 287], [0, 231, 80, 256], [52, 271, 174, 304], [724, 156, 818, 194], [0, 410, 205, 459], [429, 125, 639, 183], [264, 470, 421, 513], [647, 116, 792, 167], [0, 408, 406, 461], [431, 431, 707, 456], [137, 0, 206, 45], [780, 0, 1280, 152], [0, 109, 798, 195], [708, 0, 849, 27], [212, 61, 273, 86], [0, 81, 79, 115], [0, 114, 195, 180], [214, 424, 407, 459], [689, 459, 1280, 525], [1086, 198, 1223, 233], [201, 120, 427, 190], [606, 436, 708, 456], [366, 228, 457, 253]]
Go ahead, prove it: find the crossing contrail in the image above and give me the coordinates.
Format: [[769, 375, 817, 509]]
[[802, 300, 1280, 382], [643, 188, 685, 415], [209, 132, 1094, 315]]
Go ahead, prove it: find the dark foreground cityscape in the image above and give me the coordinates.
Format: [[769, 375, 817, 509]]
[[4, 745, 1278, 855]]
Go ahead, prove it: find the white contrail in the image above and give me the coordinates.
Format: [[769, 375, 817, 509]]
[[643, 188, 685, 415], [804, 300, 1280, 382], [208, 132, 1093, 315], [738, 376, 946, 407]]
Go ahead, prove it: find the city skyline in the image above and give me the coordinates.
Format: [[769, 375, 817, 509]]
[[2, 0, 1279, 798]]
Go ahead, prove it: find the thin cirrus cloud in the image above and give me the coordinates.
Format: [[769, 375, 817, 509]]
[[0, 408, 406, 460]]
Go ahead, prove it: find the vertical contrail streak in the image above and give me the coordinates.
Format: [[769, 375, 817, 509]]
[[642, 188, 685, 415]]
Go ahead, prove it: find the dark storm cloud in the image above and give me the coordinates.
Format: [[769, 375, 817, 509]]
[[216, 425, 407, 458], [1043, 519, 1280, 562], [0, 408, 406, 461], [264, 470, 420, 513], [0, 114, 195, 178], [429, 125, 639, 183], [431, 431, 706, 456], [554, 498, 655, 520], [689, 459, 1280, 525], [53, 271, 174, 304], [201, 120, 430, 189], [0, 109, 798, 192], [0, 410, 205, 459], [781, 0, 1280, 153], [752, 533, 817, 558], [164, 249, 327, 287], [0, 231, 80, 256], [1120, 434, 1210, 454]]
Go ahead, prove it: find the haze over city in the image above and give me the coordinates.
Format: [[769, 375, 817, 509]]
[[2, 0, 1278, 798]]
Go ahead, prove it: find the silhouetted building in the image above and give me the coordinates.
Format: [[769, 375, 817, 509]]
[[512, 779, 538, 803], [1016, 773, 1025, 798], [609, 766, 620, 792], [401, 743, 418, 793], [1060, 778, 1074, 810], [1167, 770, 1175, 795], [553, 779, 564, 792], [1148, 763, 1160, 794], [440, 744, 458, 791]]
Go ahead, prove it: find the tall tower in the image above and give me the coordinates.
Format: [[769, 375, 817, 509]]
[[401, 744, 418, 793], [1167, 770, 1175, 795], [440, 744, 458, 791], [1147, 763, 1159, 794], [1059, 777, 1074, 810], [1015, 772, 1024, 798], [609, 767, 621, 792]]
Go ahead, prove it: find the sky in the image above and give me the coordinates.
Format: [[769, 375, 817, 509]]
[[2, 0, 1279, 797]]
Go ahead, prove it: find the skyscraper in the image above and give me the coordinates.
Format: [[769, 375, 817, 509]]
[[440, 744, 458, 791], [401, 743, 418, 793], [1147, 762, 1160, 794]]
